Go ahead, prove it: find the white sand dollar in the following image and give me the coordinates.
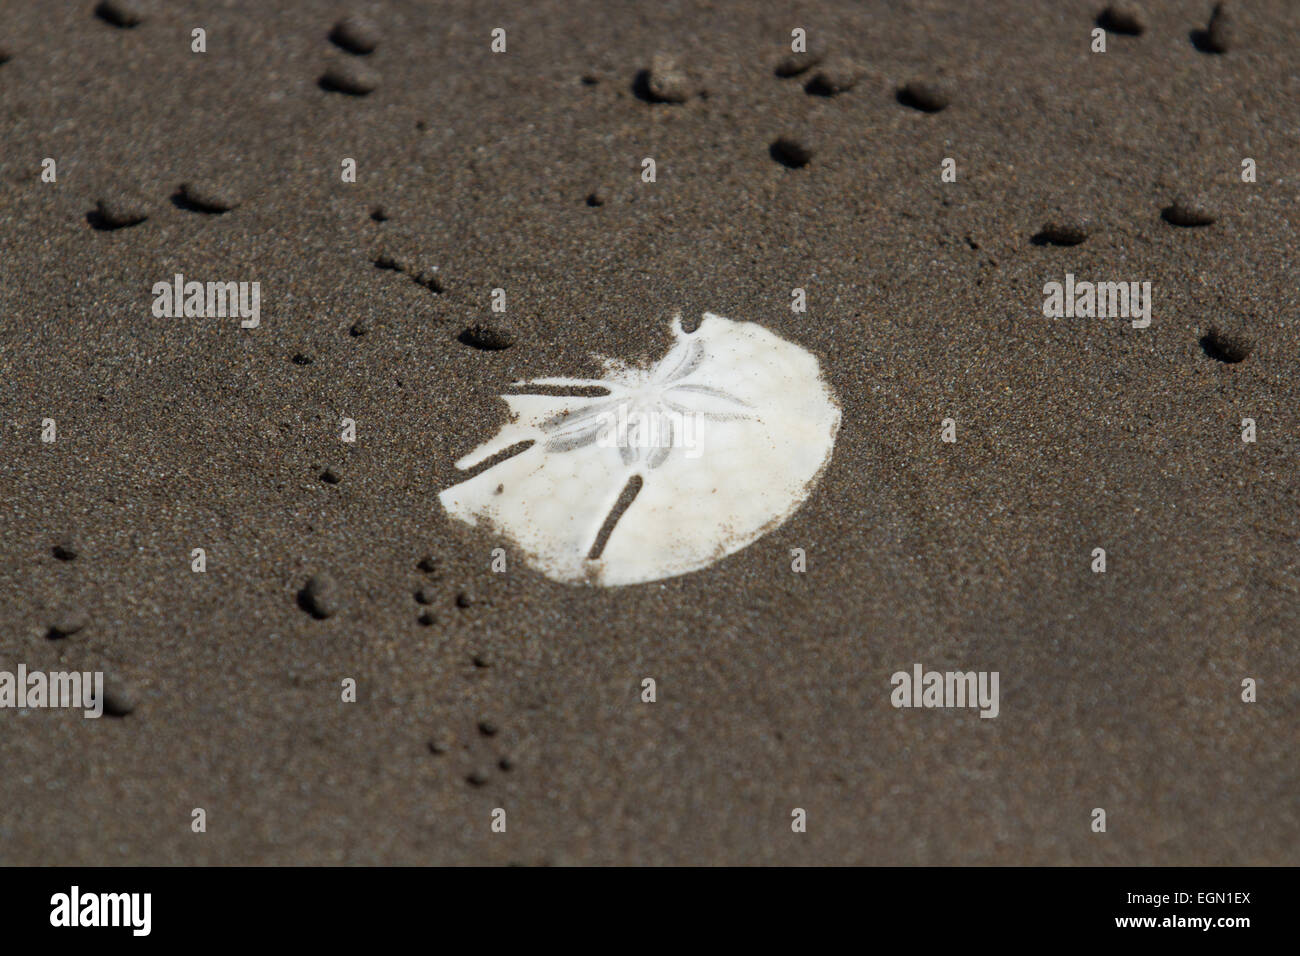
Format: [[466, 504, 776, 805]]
[[439, 312, 840, 586]]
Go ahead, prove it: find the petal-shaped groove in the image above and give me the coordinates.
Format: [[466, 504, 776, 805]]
[[658, 339, 707, 383]]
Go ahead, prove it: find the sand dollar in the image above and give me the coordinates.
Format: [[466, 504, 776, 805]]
[[439, 312, 840, 586]]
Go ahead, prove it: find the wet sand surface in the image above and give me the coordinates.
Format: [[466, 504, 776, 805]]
[[1, 0, 1297, 864]]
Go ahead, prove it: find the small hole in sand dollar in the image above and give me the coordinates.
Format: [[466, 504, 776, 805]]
[[503, 384, 610, 399], [459, 440, 535, 481], [588, 474, 644, 561]]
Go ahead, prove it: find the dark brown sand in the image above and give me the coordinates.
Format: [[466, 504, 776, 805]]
[[1, 0, 1297, 865]]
